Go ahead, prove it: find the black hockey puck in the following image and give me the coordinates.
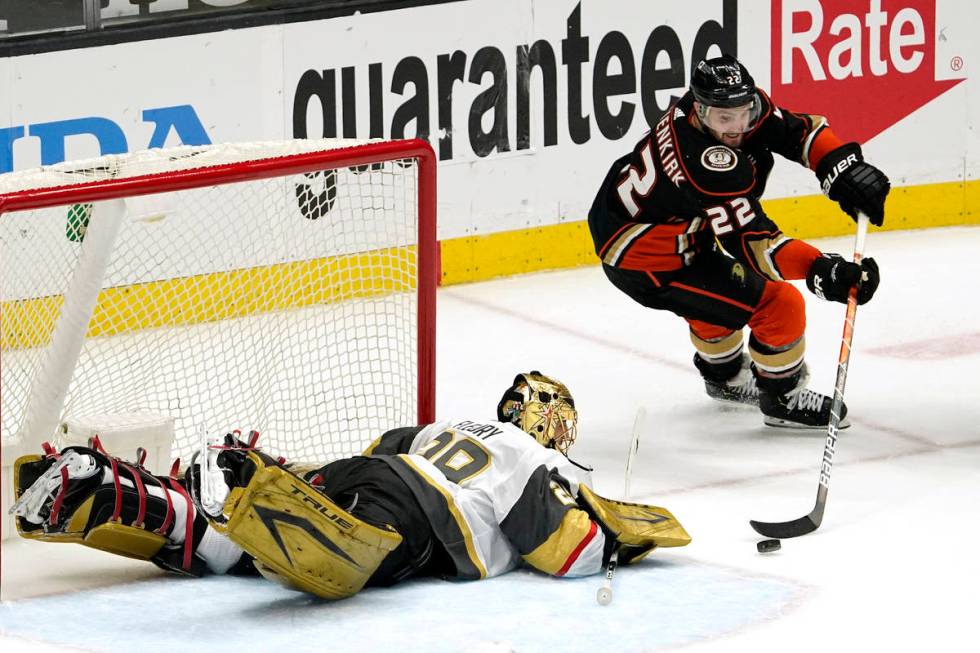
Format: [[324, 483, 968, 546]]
[[757, 538, 781, 553]]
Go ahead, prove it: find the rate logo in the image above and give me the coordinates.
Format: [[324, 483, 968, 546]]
[[770, 0, 965, 143]]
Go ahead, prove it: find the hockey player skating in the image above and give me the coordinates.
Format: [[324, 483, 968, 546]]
[[589, 54, 888, 428], [11, 372, 690, 600]]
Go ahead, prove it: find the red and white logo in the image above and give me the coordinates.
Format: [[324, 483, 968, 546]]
[[771, 0, 965, 143]]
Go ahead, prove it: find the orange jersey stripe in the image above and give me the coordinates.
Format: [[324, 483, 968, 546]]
[[598, 222, 639, 259], [772, 239, 821, 280], [668, 280, 756, 313], [806, 127, 845, 170], [607, 221, 704, 271]]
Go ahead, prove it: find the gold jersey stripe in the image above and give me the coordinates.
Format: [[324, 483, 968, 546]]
[[601, 223, 651, 266], [522, 508, 595, 575], [361, 436, 384, 456], [749, 337, 806, 373], [689, 329, 744, 358], [746, 235, 787, 282]]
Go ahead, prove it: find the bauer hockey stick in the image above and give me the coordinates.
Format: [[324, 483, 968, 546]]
[[749, 211, 870, 539]]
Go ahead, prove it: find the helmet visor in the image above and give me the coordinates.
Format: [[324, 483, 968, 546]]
[[698, 94, 762, 135]]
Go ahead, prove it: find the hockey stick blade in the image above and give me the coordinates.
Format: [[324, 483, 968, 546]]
[[749, 513, 819, 539], [750, 485, 828, 539]]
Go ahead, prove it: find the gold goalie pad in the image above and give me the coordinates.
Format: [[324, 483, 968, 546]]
[[210, 452, 403, 600], [13, 454, 167, 560], [578, 485, 691, 563]]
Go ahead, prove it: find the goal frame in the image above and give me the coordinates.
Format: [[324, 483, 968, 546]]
[[0, 137, 438, 444]]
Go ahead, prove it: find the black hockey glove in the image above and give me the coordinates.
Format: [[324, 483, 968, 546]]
[[817, 143, 890, 226], [806, 254, 879, 305]]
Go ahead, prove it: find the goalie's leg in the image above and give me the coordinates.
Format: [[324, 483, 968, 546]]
[[309, 456, 453, 587], [11, 443, 248, 577], [206, 450, 449, 599]]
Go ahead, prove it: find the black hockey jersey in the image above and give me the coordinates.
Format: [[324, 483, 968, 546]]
[[588, 89, 838, 277]]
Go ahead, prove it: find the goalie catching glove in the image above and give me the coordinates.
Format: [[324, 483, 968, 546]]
[[576, 484, 691, 565]]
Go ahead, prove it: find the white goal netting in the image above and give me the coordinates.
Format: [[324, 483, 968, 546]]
[[0, 139, 435, 465]]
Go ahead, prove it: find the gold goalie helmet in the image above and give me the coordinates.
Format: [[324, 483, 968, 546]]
[[496, 371, 578, 454]]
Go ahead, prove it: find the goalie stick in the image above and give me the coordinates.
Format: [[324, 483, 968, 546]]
[[596, 406, 645, 604], [749, 212, 870, 539], [596, 549, 619, 606], [624, 406, 645, 499]]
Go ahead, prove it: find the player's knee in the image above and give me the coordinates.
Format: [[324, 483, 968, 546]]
[[749, 281, 806, 347], [687, 319, 737, 343]]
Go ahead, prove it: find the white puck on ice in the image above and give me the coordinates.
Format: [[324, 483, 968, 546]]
[[757, 538, 781, 553], [596, 587, 613, 605]]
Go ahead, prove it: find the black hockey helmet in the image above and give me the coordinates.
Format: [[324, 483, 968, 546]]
[[690, 54, 757, 108], [690, 55, 762, 138]]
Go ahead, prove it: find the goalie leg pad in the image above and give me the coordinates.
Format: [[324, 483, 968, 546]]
[[82, 518, 168, 560], [578, 485, 691, 564], [13, 449, 178, 563], [211, 452, 403, 600], [13, 452, 98, 542]]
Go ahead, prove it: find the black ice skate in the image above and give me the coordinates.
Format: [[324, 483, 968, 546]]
[[699, 353, 760, 407], [758, 370, 850, 429], [704, 365, 759, 407]]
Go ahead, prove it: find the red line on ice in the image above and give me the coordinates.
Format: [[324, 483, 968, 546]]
[[867, 332, 980, 360]]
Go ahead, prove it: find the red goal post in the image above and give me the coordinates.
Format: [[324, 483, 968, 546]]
[[0, 138, 437, 488]]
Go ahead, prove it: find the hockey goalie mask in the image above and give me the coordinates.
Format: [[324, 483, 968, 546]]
[[496, 371, 578, 455]]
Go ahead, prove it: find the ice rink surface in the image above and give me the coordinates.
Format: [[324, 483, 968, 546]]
[[2, 225, 978, 652]]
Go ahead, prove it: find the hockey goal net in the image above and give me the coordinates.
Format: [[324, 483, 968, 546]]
[[0, 138, 436, 475]]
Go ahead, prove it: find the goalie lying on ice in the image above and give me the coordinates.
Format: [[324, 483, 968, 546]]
[[11, 371, 690, 600]]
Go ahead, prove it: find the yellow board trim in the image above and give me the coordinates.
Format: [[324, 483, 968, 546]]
[[439, 178, 980, 286], [440, 221, 597, 286], [2, 246, 417, 350], [4, 179, 975, 347]]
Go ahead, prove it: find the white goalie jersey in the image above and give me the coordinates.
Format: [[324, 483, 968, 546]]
[[364, 419, 607, 580]]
